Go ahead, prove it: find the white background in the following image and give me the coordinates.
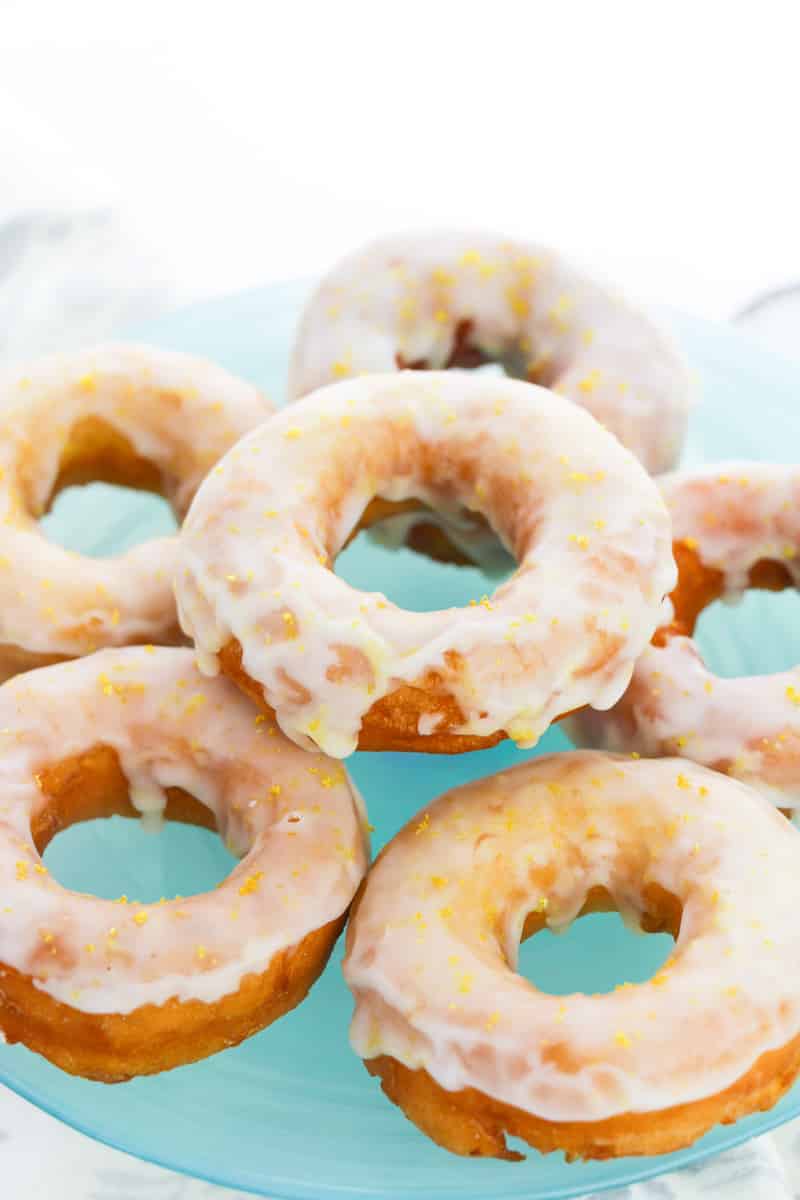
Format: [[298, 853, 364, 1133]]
[[2, 0, 799, 320], [2, 3, 800, 1196]]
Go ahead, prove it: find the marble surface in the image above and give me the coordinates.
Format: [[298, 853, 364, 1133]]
[[2, 206, 800, 1199]]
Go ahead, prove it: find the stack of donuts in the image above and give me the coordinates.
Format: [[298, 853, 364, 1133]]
[[1, 233, 800, 1165]]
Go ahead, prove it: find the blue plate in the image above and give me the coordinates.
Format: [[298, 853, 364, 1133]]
[[3, 281, 800, 1199]]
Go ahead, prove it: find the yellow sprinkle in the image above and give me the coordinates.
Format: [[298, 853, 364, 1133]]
[[133, 911, 149, 927], [459, 249, 482, 266], [614, 1031, 632, 1048], [581, 328, 595, 345], [704, 679, 713, 694], [485, 1011, 501, 1031], [676, 773, 691, 789], [84, 943, 96, 954], [683, 536, 698, 551], [270, 783, 282, 796], [430, 875, 448, 889], [332, 359, 351, 378], [568, 533, 590, 549], [699, 785, 709, 797], [578, 369, 602, 393], [534, 896, 548, 913], [107, 927, 118, 939], [432, 267, 454, 286], [115, 895, 128, 905], [458, 973, 474, 994], [284, 426, 303, 440], [282, 611, 298, 639], [783, 546, 796, 560], [34, 864, 48, 876], [195, 944, 208, 961], [184, 692, 207, 716], [433, 308, 449, 323], [239, 871, 265, 896], [630, 751, 641, 760], [439, 905, 454, 920], [415, 813, 431, 835], [15, 861, 27, 881], [40, 930, 54, 944], [77, 372, 96, 393], [786, 686, 800, 707], [506, 288, 529, 317]]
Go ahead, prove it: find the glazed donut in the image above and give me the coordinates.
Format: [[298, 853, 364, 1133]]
[[0, 345, 271, 681], [344, 751, 800, 1161], [289, 231, 691, 475], [176, 372, 675, 757], [0, 647, 368, 1082], [568, 464, 800, 806]]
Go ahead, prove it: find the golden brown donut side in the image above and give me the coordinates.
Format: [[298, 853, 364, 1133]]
[[364, 1036, 800, 1162], [219, 638, 506, 753], [656, 539, 793, 644], [0, 918, 344, 1083]]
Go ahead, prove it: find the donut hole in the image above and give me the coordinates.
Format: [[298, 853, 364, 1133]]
[[34, 745, 237, 902], [396, 318, 550, 385], [336, 492, 515, 610], [514, 886, 678, 997], [38, 416, 178, 554], [41, 484, 177, 555], [695, 587, 800, 677], [336, 524, 500, 612], [42, 818, 235, 903]]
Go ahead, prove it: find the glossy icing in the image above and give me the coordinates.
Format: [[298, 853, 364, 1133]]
[[176, 372, 676, 757], [0, 344, 272, 662], [345, 751, 800, 1121], [569, 465, 800, 804], [0, 647, 368, 1015], [288, 231, 692, 474]]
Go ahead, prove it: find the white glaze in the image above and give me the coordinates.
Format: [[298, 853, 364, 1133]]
[[344, 751, 800, 1122], [176, 372, 676, 757], [0, 344, 272, 662], [569, 464, 800, 805], [0, 647, 368, 1015], [664, 462, 800, 594], [288, 231, 692, 474]]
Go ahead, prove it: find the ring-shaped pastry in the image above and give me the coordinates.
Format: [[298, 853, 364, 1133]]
[[568, 464, 800, 806], [344, 751, 800, 1160], [0, 344, 271, 680], [289, 231, 691, 474], [176, 373, 675, 756], [0, 647, 368, 1081]]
